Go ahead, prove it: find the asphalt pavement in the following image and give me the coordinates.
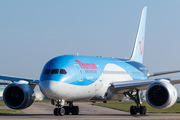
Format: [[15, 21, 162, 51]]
[[0, 102, 180, 120]]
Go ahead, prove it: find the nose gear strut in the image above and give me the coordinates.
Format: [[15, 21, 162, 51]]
[[53, 100, 65, 116]]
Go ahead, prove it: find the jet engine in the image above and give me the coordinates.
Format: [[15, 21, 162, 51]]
[[146, 79, 177, 109], [3, 82, 35, 109]]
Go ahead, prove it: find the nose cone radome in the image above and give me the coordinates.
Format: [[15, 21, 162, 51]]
[[39, 80, 58, 99]]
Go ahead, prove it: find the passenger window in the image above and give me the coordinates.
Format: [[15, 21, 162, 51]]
[[51, 69, 59, 74], [60, 69, 67, 74], [43, 69, 51, 74]]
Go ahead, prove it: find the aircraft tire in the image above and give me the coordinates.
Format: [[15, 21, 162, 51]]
[[130, 106, 137, 115], [54, 108, 59, 116], [72, 106, 79, 115], [58, 108, 65, 116], [139, 106, 146, 115], [63, 106, 71, 115]]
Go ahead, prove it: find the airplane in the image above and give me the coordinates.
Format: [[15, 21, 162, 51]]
[[1, 6, 180, 116]]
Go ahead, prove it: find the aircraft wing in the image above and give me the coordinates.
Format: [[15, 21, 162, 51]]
[[0, 83, 10, 85], [110, 77, 180, 93], [0, 74, 39, 85], [148, 70, 180, 77]]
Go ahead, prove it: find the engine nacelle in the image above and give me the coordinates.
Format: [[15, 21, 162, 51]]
[[3, 82, 35, 109], [146, 79, 177, 109]]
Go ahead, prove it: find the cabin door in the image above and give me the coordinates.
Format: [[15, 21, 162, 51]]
[[74, 64, 83, 82]]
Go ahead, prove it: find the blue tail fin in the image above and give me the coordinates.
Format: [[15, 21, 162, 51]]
[[130, 6, 147, 63]]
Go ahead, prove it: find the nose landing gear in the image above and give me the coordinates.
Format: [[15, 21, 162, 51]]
[[53, 100, 79, 116], [54, 107, 65, 116], [53, 100, 65, 116]]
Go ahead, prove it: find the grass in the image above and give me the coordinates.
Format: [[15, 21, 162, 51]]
[[35, 99, 51, 102], [0, 109, 22, 114], [0, 100, 5, 106], [0, 100, 22, 114], [94, 101, 180, 113]]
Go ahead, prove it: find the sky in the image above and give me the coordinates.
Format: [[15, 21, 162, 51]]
[[0, 0, 180, 82]]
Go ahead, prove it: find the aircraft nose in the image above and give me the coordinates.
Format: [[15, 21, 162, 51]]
[[39, 80, 58, 99]]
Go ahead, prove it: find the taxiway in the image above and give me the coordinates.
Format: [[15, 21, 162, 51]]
[[0, 102, 180, 120]]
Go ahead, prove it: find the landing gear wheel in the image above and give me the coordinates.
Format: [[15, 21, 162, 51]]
[[72, 106, 79, 115], [130, 106, 137, 115], [54, 108, 59, 116], [63, 106, 71, 115], [124, 89, 147, 116], [58, 108, 65, 116], [139, 106, 146, 115]]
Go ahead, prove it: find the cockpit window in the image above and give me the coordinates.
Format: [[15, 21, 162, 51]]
[[60, 69, 67, 74], [42, 69, 67, 75], [43, 69, 51, 74], [51, 69, 59, 74]]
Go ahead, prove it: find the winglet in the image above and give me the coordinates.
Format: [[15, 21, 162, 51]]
[[130, 6, 147, 63]]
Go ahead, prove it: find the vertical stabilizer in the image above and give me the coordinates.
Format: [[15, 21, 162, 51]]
[[130, 6, 147, 63]]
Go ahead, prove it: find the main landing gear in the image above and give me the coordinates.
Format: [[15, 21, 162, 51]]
[[124, 89, 146, 115], [53, 100, 79, 116]]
